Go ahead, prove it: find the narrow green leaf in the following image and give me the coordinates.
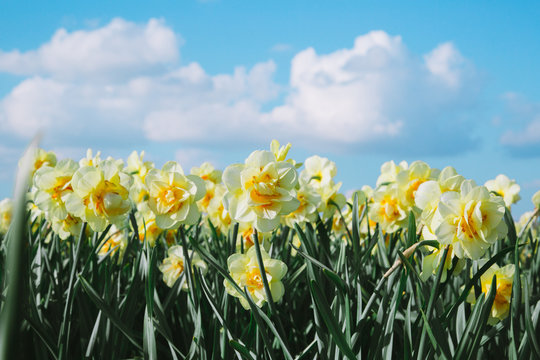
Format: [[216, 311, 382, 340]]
[[523, 279, 540, 358], [309, 280, 355, 360], [78, 276, 143, 351]]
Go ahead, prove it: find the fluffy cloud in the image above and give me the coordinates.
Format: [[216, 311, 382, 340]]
[[0, 18, 179, 80], [499, 94, 540, 156], [262, 31, 481, 153], [0, 20, 482, 156]]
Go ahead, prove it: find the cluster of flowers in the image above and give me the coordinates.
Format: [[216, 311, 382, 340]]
[[0, 142, 539, 323]]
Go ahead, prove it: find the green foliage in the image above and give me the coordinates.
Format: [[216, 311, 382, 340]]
[[0, 192, 539, 359]]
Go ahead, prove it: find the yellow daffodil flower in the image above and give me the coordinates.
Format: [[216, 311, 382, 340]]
[[145, 161, 206, 229], [64, 160, 133, 232], [33, 159, 78, 221], [224, 246, 287, 309], [159, 245, 207, 289], [432, 180, 507, 259], [223, 150, 299, 232], [485, 174, 521, 208], [467, 263, 514, 325], [0, 198, 13, 234]]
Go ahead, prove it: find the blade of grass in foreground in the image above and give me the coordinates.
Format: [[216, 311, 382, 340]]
[[0, 141, 35, 360]]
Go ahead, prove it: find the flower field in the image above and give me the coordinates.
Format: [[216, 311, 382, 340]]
[[0, 140, 539, 359]]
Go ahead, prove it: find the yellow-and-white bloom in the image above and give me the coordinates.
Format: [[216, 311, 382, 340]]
[[223, 150, 299, 232], [207, 183, 232, 235], [484, 174, 521, 208], [300, 155, 337, 188], [282, 180, 322, 228], [79, 149, 102, 167], [28, 148, 57, 183], [299, 155, 345, 219], [191, 162, 222, 213], [0, 198, 13, 234], [467, 263, 514, 325], [33, 159, 79, 221], [415, 166, 465, 240], [376, 160, 408, 186], [431, 180, 507, 259], [532, 190, 540, 209], [191, 162, 222, 184], [51, 214, 83, 240], [146, 161, 206, 229], [420, 245, 465, 282], [396, 160, 439, 210], [136, 209, 164, 247], [126, 151, 154, 212], [159, 245, 207, 289], [224, 246, 287, 309], [236, 222, 270, 252], [369, 184, 408, 233], [98, 225, 128, 260], [64, 160, 133, 232]]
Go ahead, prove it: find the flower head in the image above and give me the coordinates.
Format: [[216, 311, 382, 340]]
[[64, 160, 133, 232], [484, 174, 521, 208], [432, 180, 507, 259], [0, 198, 13, 234], [467, 263, 515, 325], [159, 245, 207, 289], [223, 150, 299, 232], [33, 159, 79, 221], [224, 247, 287, 309], [146, 161, 206, 229]]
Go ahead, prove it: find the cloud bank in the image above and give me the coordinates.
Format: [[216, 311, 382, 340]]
[[0, 18, 484, 155]]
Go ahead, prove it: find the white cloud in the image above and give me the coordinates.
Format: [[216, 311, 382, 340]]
[[262, 31, 480, 152], [499, 94, 540, 156], [500, 117, 540, 147], [0, 18, 179, 80], [0, 21, 481, 156]]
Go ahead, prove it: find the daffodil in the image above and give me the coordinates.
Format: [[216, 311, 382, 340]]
[[282, 179, 321, 228], [223, 150, 299, 232], [236, 222, 270, 252], [532, 190, 540, 209], [0, 198, 13, 234], [369, 184, 407, 233], [51, 214, 83, 240], [79, 149, 102, 167], [299, 155, 345, 220], [33, 159, 78, 221], [159, 245, 207, 289], [415, 166, 465, 240], [136, 209, 164, 247], [396, 160, 439, 210], [98, 225, 128, 260], [126, 151, 154, 212], [419, 245, 465, 281], [207, 184, 232, 235], [64, 160, 133, 232], [191, 162, 222, 184], [224, 246, 287, 309], [30, 148, 57, 178], [467, 263, 514, 325], [484, 174, 521, 208], [191, 162, 222, 214], [376, 160, 408, 186], [146, 161, 206, 229], [431, 180, 507, 259]]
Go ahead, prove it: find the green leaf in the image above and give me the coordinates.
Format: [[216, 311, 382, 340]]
[[78, 275, 143, 351], [309, 280, 355, 360], [523, 279, 540, 358]]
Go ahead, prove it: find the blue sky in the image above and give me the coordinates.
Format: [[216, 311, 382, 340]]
[[0, 1, 539, 216]]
